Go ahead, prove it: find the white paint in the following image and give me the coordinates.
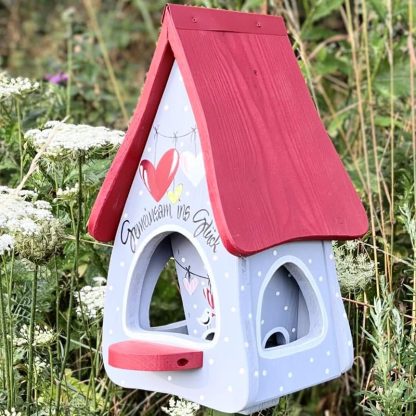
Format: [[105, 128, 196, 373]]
[[256, 255, 329, 359]]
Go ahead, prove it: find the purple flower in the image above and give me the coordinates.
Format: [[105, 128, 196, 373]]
[[44, 72, 69, 85]]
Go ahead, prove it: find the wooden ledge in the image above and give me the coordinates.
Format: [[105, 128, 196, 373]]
[[108, 340, 203, 371]]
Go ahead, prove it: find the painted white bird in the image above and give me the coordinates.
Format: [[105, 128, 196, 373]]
[[197, 308, 212, 326]]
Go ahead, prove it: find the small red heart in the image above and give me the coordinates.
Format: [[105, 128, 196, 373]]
[[139, 149, 179, 202]]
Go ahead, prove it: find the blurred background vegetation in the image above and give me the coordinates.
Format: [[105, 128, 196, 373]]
[[0, 0, 415, 415]]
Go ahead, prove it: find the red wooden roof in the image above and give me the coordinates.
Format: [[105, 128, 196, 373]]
[[88, 4, 368, 256]]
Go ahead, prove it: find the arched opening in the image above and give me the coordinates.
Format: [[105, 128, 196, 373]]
[[126, 232, 217, 342], [259, 262, 323, 352]]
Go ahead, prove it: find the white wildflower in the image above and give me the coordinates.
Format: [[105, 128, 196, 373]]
[[34, 356, 47, 374], [14, 324, 55, 347], [162, 397, 200, 416], [0, 234, 14, 256], [25, 120, 125, 158], [75, 277, 106, 319], [55, 183, 79, 201], [0, 186, 63, 262], [0, 73, 39, 100], [0, 407, 22, 416], [334, 241, 374, 293]]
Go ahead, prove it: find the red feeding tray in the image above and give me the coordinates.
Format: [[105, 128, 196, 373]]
[[108, 340, 203, 371]]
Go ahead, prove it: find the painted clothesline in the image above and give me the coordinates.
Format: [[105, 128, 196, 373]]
[[174, 258, 210, 281], [153, 126, 197, 139]]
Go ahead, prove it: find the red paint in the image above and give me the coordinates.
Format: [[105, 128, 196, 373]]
[[139, 149, 179, 202], [88, 4, 368, 255], [108, 340, 203, 371], [203, 287, 215, 310]]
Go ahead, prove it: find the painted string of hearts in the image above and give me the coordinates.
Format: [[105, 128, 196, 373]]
[[139, 126, 205, 203]]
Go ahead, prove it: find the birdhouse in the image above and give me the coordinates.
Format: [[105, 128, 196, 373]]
[[88, 4, 368, 414]]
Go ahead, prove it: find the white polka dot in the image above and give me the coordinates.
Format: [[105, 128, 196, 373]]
[[116, 306, 120, 312], [261, 319, 265, 325], [326, 350, 331, 356], [343, 312, 348, 319], [291, 328, 296, 333], [123, 213, 128, 219], [193, 329, 198, 335], [180, 142, 184, 147], [109, 329, 113, 335], [348, 340, 352, 347], [121, 380, 126, 386], [335, 292, 340, 298], [262, 370, 268, 376], [244, 342, 249, 348], [120, 261, 125, 267], [224, 272, 229, 278], [208, 358, 214, 365], [185, 191, 190, 196], [231, 306, 236, 313], [284, 305, 289, 311], [309, 357, 314, 363], [254, 370, 259, 377], [318, 276, 323, 282], [199, 395, 205, 401], [248, 313, 252, 319], [308, 258, 312, 264], [325, 368, 330, 374], [181, 257, 186, 263], [257, 271, 262, 277], [224, 336, 229, 343], [147, 147, 152, 152], [164, 104, 169, 111], [108, 285, 113, 291], [213, 255, 218, 261], [239, 368, 245, 375], [279, 386, 284, 392], [201, 281, 205, 286], [240, 285, 245, 291], [329, 254, 334, 260], [193, 304, 198, 309], [184, 105, 189, 112], [273, 250, 277, 256], [288, 372, 293, 378], [276, 291, 280, 296], [168, 375, 172, 381], [227, 385, 233, 392], [139, 190, 143, 196]]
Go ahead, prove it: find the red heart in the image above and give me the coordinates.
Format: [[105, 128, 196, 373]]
[[139, 149, 179, 202]]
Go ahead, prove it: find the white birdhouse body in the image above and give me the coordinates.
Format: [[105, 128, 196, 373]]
[[89, 5, 368, 414], [100, 61, 353, 414]]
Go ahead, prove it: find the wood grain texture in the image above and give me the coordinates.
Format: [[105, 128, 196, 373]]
[[88, 4, 368, 254], [108, 340, 203, 371], [87, 22, 174, 242]]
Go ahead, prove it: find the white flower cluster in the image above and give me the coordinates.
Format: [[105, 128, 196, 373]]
[[0, 186, 63, 261], [34, 356, 47, 374], [14, 324, 55, 347], [25, 121, 125, 158], [334, 240, 375, 293], [0, 408, 22, 416], [75, 277, 107, 320], [0, 73, 39, 100], [0, 186, 52, 237], [162, 397, 200, 416], [0, 234, 14, 256], [55, 184, 79, 203]]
